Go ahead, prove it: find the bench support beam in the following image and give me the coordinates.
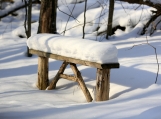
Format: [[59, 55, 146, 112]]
[[37, 56, 49, 90], [47, 62, 93, 102], [47, 61, 68, 90], [96, 68, 110, 101], [70, 63, 93, 102]]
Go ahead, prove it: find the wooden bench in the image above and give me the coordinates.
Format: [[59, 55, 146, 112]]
[[27, 34, 119, 102]]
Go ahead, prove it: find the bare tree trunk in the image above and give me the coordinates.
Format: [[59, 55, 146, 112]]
[[106, 0, 114, 39], [37, 0, 58, 90], [37, 0, 57, 33], [82, 0, 87, 39], [26, 0, 32, 57]]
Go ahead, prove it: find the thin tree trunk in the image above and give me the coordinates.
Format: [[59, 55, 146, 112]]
[[82, 0, 87, 39], [106, 0, 114, 39], [26, 0, 32, 57]]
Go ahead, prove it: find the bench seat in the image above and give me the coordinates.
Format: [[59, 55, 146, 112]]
[[27, 33, 120, 102]]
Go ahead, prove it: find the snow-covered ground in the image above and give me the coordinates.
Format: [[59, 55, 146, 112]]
[[0, 0, 161, 119]]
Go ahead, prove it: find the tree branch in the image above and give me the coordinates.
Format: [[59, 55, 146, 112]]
[[118, 0, 161, 11], [0, 0, 40, 19]]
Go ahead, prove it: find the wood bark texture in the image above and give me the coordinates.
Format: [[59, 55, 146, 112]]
[[82, 0, 87, 39], [47, 61, 68, 90], [70, 63, 93, 102], [29, 49, 119, 69], [26, 0, 32, 57], [60, 74, 77, 81], [37, 0, 57, 33], [106, 0, 114, 39], [96, 68, 110, 101], [37, 56, 49, 90]]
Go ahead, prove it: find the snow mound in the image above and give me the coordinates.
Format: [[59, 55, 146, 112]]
[[27, 34, 118, 64]]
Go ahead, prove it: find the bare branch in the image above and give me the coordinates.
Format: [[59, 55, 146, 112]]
[[129, 36, 159, 83], [57, 6, 79, 22], [63, 0, 77, 35], [0, 0, 40, 19]]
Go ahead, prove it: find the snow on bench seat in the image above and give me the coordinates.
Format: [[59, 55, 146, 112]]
[[27, 33, 118, 64]]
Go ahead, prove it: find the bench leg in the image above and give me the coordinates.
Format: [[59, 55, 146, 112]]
[[96, 68, 110, 101], [47, 61, 68, 90], [37, 56, 49, 90], [70, 63, 93, 102]]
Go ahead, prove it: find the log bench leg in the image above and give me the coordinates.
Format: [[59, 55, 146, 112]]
[[47, 61, 68, 90], [70, 63, 93, 102], [37, 56, 49, 90], [96, 68, 110, 101]]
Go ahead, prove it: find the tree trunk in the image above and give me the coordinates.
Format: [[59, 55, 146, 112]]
[[106, 0, 115, 39], [82, 0, 87, 39], [37, 0, 57, 33], [26, 0, 32, 57]]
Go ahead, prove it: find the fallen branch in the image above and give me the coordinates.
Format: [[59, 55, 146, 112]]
[[118, 0, 161, 11], [0, 0, 40, 19]]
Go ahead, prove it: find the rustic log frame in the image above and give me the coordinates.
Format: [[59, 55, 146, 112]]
[[37, 56, 49, 90], [29, 49, 119, 69], [70, 63, 93, 102], [47, 61, 68, 90], [29, 49, 119, 102], [96, 68, 110, 101]]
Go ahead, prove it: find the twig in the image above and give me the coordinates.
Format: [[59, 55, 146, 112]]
[[57, 6, 79, 22], [145, 35, 159, 83], [129, 36, 159, 83], [96, 1, 104, 41], [60, 12, 106, 34], [63, 0, 77, 35]]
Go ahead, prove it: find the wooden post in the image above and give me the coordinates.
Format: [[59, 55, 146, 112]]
[[70, 63, 93, 102], [36, 0, 58, 90], [47, 61, 68, 90], [37, 56, 49, 90], [96, 68, 110, 101]]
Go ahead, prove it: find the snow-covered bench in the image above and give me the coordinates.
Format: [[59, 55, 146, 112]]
[[27, 34, 119, 102]]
